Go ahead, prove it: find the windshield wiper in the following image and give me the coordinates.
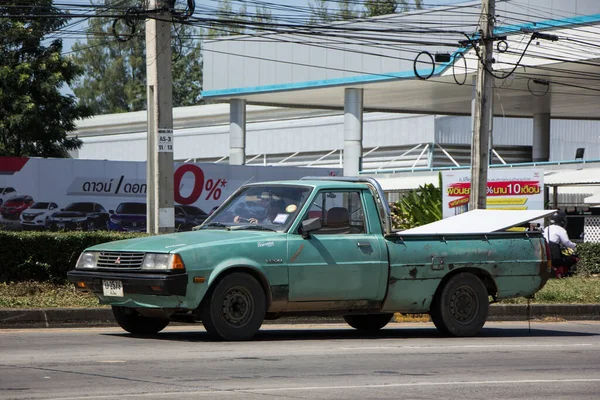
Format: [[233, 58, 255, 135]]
[[230, 225, 277, 232], [199, 222, 229, 230]]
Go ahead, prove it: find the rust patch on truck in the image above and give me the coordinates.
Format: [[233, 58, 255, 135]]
[[289, 244, 304, 263]]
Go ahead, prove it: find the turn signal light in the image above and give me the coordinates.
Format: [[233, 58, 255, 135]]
[[76, 282, 87, 289], [171, 254, 185, 270], [193, 277, 206, 283]]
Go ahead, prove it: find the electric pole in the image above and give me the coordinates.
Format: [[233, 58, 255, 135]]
[[469, 0, 495, 210], [146, 0, 175, 234]]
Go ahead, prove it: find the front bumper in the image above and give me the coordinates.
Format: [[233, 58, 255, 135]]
[[67, 270, 188, 296]]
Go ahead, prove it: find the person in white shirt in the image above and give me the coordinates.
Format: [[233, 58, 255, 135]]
[[543, 211, 577, 276]]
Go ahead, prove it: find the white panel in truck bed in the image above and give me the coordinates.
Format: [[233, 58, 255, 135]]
[[398, 209, 556, 235]]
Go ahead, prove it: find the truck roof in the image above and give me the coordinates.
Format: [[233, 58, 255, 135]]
[[247, 180, 370, 190]]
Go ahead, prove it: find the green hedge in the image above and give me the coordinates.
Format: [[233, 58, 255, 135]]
[[1, 231, 599, 284], [0, 231, 146, 284], [575, 242, 600, 276]]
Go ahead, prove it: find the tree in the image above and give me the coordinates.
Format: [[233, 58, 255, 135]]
[[309, 0, 422, 23], [71, 0, 203, 114], [0, 0, 92, 157], [364, 0, 423, 17], [206, 0, 273, 38]]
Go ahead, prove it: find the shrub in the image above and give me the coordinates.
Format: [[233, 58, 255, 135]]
[[0, 231, 147, 284], [575, 242, 600, 276]]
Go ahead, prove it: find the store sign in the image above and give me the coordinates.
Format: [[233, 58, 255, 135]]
[[442, 169, 544, 218], [0, 157, 340, 230]]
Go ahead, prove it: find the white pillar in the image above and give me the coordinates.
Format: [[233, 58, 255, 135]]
[[343, 88, 363, 176], [533, 113, 550, 162], [229, 99, 246, 165]]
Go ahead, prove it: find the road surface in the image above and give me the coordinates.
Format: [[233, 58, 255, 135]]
[[1, 321, 599, 399]]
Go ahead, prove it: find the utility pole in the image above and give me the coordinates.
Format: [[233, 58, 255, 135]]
[[146, 0, 174, 234], [469, 0, 495, 210]]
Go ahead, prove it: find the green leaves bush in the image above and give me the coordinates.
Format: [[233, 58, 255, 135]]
[[390, 183, 442, 230], [575, 242, 600, 276], [0, 231, 146, 284]]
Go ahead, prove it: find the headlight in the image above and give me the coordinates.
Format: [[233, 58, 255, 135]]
[[76, 252, 97, 269], [141, 253, 185, 270], [142, 253, 172, 270]]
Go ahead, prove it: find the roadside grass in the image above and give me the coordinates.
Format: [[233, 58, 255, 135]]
[[0, 282, 104, 309], [500, 276, 600, 304], [1, 276, 599, 309]]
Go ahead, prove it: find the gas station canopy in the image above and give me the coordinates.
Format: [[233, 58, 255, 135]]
[[202, 0, 600, 119]]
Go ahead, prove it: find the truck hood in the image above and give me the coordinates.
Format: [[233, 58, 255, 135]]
[[87, 228, 281, 253]]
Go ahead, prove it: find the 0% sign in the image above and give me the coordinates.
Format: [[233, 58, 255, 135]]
[[174, 164, 228, 205]]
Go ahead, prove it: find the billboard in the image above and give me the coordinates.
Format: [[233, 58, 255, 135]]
[[442, 169, 544, 219], [0, 157, 340, 231]]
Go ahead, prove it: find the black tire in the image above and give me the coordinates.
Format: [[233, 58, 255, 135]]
[[344, 313, 394, 332], [86, 220, 96, 231], [430, 273, 489, 337], [201, 272, 266, 341], [112, 306, 170, 335]]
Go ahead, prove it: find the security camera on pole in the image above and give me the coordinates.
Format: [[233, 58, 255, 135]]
[[469, 0, 495, 211], [146, 0, 175, 234]]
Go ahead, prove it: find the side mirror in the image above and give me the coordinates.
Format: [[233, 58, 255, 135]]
[[301, 218, 321, 239]]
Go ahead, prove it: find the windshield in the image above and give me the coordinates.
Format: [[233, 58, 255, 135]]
[[205, 185, 312, 232], [30, 202, 50, 209], [64, 203, 94, 212], [116, 203, 146, 214]]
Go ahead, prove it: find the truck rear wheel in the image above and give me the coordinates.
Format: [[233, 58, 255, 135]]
[[201, 272, 266, 341], [344, 313, 394, 332], [430, 273, 489, 337], [112, 306, 170, 334]]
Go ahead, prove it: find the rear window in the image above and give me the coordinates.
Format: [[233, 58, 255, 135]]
[[179, 205, 207, 216], [65, 203, 95, 212], [116, 203, 146, 214], [7, 195, 28, 202]]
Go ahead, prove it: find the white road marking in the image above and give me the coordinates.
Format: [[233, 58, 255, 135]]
[[48, 378, 600, 399], [339, 343, 594, 350]]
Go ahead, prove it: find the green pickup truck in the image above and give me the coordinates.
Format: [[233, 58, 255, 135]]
[[68, 177, 551, 340]]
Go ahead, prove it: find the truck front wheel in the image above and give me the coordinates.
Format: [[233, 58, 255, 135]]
[[112, 306, 170, 334], [430, 273, 489, 337], [344, 313, 394, 332], [201, 272, 266, 341]]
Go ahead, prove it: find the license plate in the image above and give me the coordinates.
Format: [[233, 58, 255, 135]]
[[102, 280, 123, 297]]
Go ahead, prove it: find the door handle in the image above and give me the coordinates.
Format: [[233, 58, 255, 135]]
[[357, 242, 371, 248]]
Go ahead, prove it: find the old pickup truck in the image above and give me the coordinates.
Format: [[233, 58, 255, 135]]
[[68, 177, 552, 340]]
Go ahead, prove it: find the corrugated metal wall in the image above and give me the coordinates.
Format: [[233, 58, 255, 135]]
[[551, 120, 600, 160]]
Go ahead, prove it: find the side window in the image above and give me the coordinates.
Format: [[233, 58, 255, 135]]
[[7, 188, 15, 193], [305, 191, 365, 234], [51, 203, 58, 209], [175, 207, 185, 217], [94, 204, 105, 212]]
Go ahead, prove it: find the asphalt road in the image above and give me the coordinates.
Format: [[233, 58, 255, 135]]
[[1, 321, 600, 400]]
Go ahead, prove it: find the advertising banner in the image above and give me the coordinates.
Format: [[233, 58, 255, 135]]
[[0, 157, 340, 231], [442, 169, 544, 219]]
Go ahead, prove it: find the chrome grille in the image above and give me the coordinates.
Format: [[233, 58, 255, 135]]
[[97, 252, 145, 269]]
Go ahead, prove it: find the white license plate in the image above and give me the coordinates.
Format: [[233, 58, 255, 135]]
[[102, 280, 123, 297]]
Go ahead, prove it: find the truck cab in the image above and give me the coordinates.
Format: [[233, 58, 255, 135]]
[[68, 177, 551, 340]]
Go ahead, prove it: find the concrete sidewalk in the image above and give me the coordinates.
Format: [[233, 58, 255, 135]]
[[1, 304, 599, 329]]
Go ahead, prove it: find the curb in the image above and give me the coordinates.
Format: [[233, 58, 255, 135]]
[[1, 304, 599, 329]]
